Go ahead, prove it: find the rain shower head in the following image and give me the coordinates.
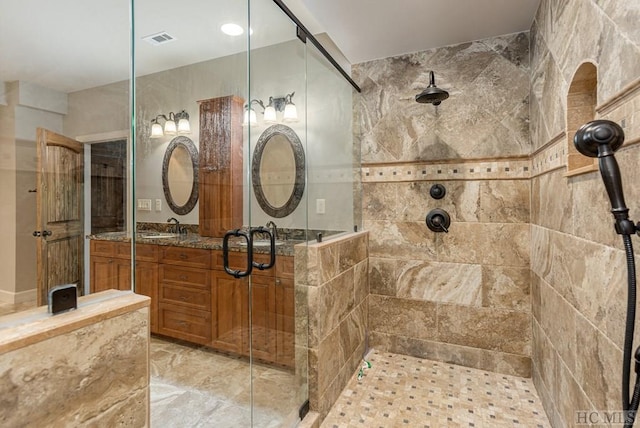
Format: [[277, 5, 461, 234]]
[[415, 71, 449, 105]]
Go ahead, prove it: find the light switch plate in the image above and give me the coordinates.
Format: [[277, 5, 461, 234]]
[[155, 199, 162, 211], [138, 199, 152, 211], [316, 198, 326, 214]]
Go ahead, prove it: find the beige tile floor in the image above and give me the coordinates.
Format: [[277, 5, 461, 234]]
[[0, 302, 551, 428], [322, 350, 550, 428], [150, 337, 303, 428]]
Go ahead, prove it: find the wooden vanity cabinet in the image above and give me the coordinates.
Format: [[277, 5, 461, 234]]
[[198, 95, 244, 237], [275, 256, 295, 367], [210, 270, 247, 354], [89, 240, 159, 333], [157, 247, 211, 345], [210, 250, 295, 367], [90, 240, 294, 367]]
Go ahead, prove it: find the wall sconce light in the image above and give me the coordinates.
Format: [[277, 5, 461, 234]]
[[243, 99, 264, 127], [150, 110, 191, 138], [243, 92, 297, 127]]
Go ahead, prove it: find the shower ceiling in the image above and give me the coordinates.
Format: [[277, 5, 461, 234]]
[[300, 0, 541, 63], [0, 0, 540, 94], [0, 0, 321, 93]]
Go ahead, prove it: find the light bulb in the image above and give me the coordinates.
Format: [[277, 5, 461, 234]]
[[264, 105, 277, 123], [164, 119, 177, 135], [243, 108, 257, 126], [177, 118, 191, 134], [150, 123, 164, 138], [283, 103, 297, 122]]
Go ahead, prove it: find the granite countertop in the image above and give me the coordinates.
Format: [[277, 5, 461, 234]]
[[87, 231, 302, 257]]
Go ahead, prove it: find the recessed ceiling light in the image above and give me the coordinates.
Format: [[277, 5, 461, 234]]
[[221, 23, 244, 36]]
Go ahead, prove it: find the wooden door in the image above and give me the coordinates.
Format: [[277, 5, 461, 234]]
[[36, 129, 84, 306]]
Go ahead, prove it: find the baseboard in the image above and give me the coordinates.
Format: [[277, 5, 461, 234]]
[[0, 288, 37, 304]]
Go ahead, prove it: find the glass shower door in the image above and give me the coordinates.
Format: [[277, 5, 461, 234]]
[[247, 0, 310, 425]]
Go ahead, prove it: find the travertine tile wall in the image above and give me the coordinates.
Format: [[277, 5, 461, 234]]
[[0, 291, 150, 426], [296, 231, 368, 419], [530, 1, 640, 426], [353, 34, 533, 377]]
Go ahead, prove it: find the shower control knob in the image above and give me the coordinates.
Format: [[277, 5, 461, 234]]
[[426, 208, 451, 233], [429, 184, 446, 200]]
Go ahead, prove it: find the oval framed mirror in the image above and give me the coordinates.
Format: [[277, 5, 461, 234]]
[[252, 124, 305, 218], [162, 136, 199, 215]]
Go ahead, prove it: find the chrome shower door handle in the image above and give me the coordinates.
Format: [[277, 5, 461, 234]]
[[223, 229, 253, 278], [251, 227, 276, 271]]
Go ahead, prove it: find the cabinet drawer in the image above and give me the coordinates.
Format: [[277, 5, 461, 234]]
[[276, 256, 294, 279], [158, 304, 211, 345], [161, 246, 211, 269], [90, 240, 117, 257], [211, 250, 273, 277], [160, 265, 209, 288], [114, 242, 132, 259], [126, 243, 158, 262], [160, 282, 210, 311]]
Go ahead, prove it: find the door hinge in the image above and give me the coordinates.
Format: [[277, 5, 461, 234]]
[[298, 399, 310, 421]]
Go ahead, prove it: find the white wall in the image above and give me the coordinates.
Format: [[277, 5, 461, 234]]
[[0, 81, 65, 302], [65, 39, 356, 233]]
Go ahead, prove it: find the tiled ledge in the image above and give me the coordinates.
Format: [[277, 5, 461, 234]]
[[0, 290, 149, 354]]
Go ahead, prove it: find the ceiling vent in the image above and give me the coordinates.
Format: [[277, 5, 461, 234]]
[[142, 31, 176, 46]]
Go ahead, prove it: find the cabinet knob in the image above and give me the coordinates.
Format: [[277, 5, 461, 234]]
[[179, 253, 187, 260], [178, 321, 188, 327], [179, 275, 187, 280], [180, 295, 188, 301], [275, 279, 281, 285]]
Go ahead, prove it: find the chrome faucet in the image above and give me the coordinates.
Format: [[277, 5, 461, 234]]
[[265, 221, 278, 240], [167, 217, 180, 234]]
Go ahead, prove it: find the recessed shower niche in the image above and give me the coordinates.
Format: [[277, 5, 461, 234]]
[[566, 62, 598, 176]]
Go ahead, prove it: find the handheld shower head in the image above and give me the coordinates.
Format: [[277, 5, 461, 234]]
[[574, 120, 636, 235], [574, 119, 624, 158]]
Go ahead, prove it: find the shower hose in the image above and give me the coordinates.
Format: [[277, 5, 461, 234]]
[[623, 234, 640, 427]]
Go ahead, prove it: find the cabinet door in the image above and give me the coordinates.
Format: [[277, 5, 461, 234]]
[[198, 95, 244, 237], [115, 258, 132, 291], [275, 277, 295, 368], [136, 261, 159, 334], [211, 270, 247, 355], [250, 275, 276, 363], [90, 256, 116, 293]]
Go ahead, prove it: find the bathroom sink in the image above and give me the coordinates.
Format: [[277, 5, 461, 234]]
[[239, 239, 284, 247], [137, 232, 180, 239]]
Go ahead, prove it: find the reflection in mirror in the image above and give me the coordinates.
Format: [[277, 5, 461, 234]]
[[260, 134, 296, 207], [252, 124, 305, 218], [162, 136, 199, 215]]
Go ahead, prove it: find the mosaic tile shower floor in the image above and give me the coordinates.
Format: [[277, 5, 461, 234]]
[[322, 350, 550, 428]]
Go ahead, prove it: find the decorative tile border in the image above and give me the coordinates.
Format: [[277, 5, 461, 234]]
[[530, 133, 566, 178], [362, 158, 531, 183]]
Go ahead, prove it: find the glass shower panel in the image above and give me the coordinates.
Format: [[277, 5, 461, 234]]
[[306, 43, 361, 235], [248, 0, 309, 425], [132, 0, 259, 425]]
